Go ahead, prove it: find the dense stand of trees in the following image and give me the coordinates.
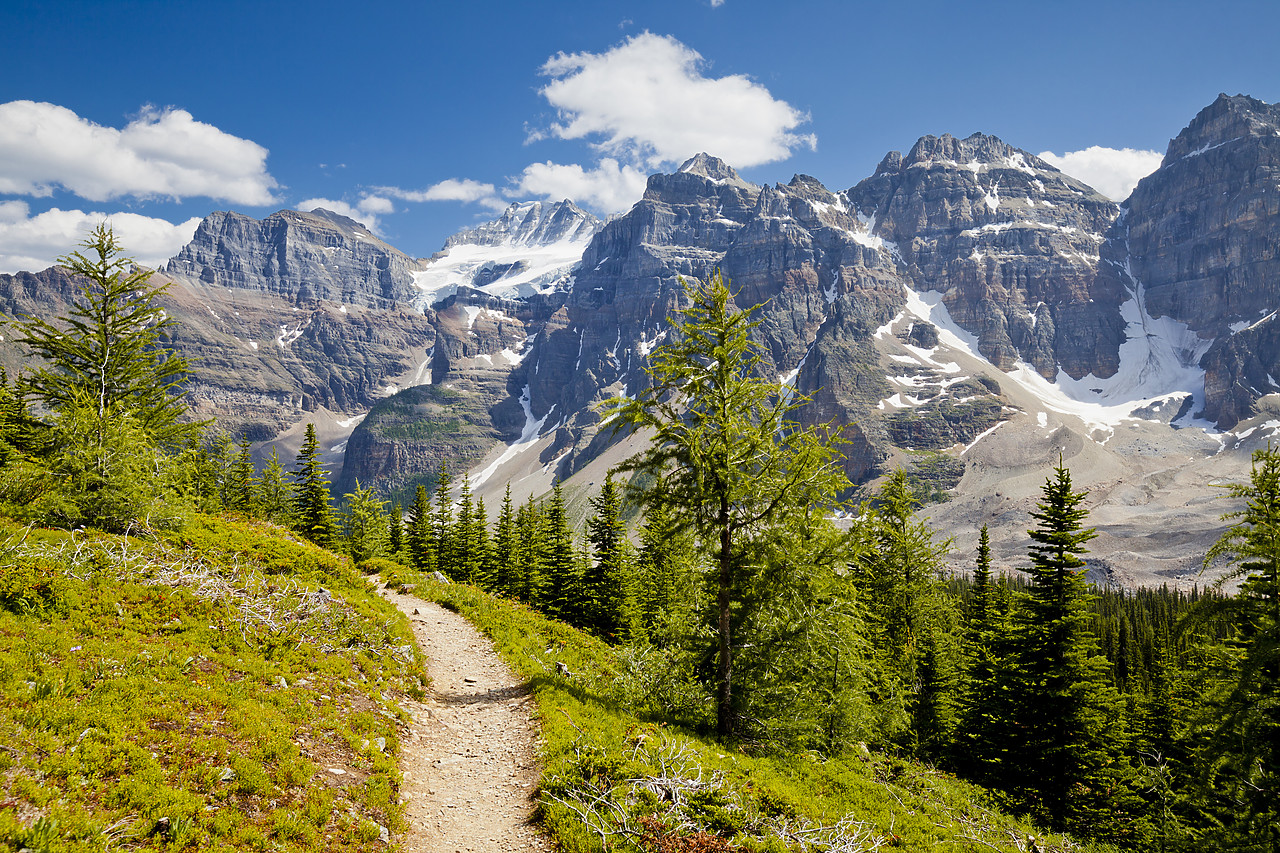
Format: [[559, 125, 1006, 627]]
[[3, 237, 1276, 852]]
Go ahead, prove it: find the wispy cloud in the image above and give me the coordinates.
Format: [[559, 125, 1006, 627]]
[[1038, 146, 1163, 202], [379, 179, 507, 212], [0, 101, 278, 205]]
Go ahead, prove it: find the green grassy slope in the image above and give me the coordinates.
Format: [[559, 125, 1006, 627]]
[[0, 515, 426, 852]]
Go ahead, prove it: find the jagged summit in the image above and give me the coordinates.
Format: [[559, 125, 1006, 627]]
[[304, 207, 378, 235], [676, 152, 753, 186], [443, 200, 601, 250], [1163, 93, 1280, 162], [413, 201, 601, 305]]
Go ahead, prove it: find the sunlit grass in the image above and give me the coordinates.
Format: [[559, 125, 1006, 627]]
[[0, 515, 426, 852]]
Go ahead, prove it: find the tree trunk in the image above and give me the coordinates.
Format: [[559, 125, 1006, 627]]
[[716, 491, 733, 740]]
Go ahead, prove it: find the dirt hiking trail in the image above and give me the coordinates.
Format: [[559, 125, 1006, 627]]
[[381, 586, 551, 853]]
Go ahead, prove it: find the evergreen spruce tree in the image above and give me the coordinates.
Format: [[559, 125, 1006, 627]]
[[408, 484, 434, 571], [514, 495, 544, 605], [433, 466, 456, 577], [1184, 446, 1280, 848], [341, 480, 388, 564], [387, 503, 405, 562], [226, 438, 257, 515], [636, 503, 695, 646], [291, 423, 336, 547], [452, 479, 481, 583], [1008, 460, 1137, 838], [470, 496, 493, 589], [954, 526, 1021, 783], [540, 480, 583, 622], [15, 225, 197, 447], [851, 470, 959, 756], [0, 368, 51, 464], [585, 474, 634, 640], [493, 485, 518, 597]]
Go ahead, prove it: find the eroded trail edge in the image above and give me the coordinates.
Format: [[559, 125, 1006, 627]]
[[381, 587, 549, 853]]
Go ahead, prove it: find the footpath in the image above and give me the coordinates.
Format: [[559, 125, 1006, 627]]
[[380, 586, 551, 853]]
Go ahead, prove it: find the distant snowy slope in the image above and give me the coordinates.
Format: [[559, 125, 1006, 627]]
[[410, 201, 601, 306]]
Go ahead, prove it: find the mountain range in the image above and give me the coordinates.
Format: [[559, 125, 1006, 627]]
[[3, 93, 1278, 587]]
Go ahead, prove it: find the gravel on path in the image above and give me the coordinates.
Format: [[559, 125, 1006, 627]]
[[381, 586, 551, 853]]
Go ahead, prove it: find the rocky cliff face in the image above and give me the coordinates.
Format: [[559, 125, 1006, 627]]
[[165, 208, 428, 308], [1117, 94, 1280, 426], [848, 133, 1123, 380]]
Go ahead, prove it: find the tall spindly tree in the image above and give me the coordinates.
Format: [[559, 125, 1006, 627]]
[[606, 271, 852, 740], [15, 224, 197, 446]]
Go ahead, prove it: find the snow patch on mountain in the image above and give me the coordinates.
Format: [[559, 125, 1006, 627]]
[[894, 284, 1216, 434], [409, 201, 601, 308]]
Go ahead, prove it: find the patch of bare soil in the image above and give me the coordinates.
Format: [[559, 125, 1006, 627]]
[[381, 587, 551, 853]]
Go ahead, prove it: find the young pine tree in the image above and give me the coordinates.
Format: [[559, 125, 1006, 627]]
[[256, 447, 293, 525], [513, 495, 544, 605], [16, 224, 197, 447], [540, 480, 583, 623], [387, 503, 405, 563], [492, 485, 518, 597], [1183, 446, 1280, 848], [408, 484, 435, 572], [341, 480, 388, 564], [291, 423, 336, 547], [584, 474, 636, 641], [433, 466, 456, 577]]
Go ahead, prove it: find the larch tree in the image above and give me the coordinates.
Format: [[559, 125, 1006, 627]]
[[16, 224, 197, 447], [605, 271, 852, 740]]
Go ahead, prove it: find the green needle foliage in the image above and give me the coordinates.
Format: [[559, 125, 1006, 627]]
[[1186, 445, 1280, 848], [1008, 461, 1139, 839], [605, 271, 854, 740], [291, 424, 336, 547], [15, 224, 197, 448]]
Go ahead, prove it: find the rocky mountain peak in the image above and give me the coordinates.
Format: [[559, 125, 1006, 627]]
[[677, 152, 748, 184], [1163, 93, 1280, 162], [164, 208, 426, 308], [442, 200, 601, 250]]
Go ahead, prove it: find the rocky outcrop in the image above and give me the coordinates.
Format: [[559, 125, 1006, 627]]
[[165, 208, 428, 308]]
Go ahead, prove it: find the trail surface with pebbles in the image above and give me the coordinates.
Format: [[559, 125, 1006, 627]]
[[381, 586, 550, 853]]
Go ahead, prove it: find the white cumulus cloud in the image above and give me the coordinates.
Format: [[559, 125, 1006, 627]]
[[535, 33, 815, 169], [295, 195, 393, 233], [0, 201, 201, 274], [1037, 146, 1163, 202], [0, 101, 278, 205], [511, 158, 649, 213]]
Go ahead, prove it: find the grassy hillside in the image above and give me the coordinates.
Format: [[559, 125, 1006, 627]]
[[0, 515, 426, 852], [383, 564, 1110, 853]]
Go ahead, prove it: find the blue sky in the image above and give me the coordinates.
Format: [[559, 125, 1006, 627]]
[[1, 0, 1277, 273]]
